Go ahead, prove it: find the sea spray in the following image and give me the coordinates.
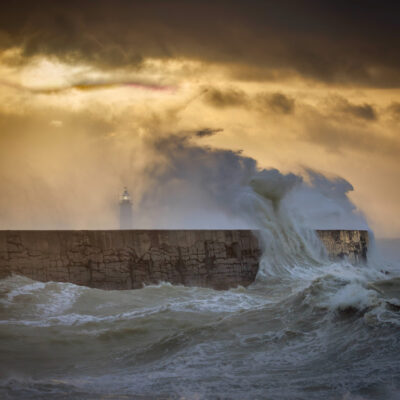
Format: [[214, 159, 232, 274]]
[[1, 138, 399, 399], [1, 263, 399, 400]]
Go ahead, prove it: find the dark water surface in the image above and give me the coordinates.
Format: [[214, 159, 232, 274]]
[[0, 238, 400, 399]]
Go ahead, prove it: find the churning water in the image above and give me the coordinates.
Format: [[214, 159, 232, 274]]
[[0, 232, 399, 400], [1, 176, 399, 399]]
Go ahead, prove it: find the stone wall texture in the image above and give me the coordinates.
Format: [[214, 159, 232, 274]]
[[0, 230, 368, 290], [316, 230, 369, 263]]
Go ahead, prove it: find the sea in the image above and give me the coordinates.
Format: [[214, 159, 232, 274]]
[[0, 232, 399, 400]]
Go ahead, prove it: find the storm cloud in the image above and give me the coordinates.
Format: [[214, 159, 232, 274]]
[[0, 1, 399, 236], [203, 87, 295, 115], [1, 0, 400, 86]]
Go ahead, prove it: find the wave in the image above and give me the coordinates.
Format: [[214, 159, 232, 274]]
[[1, 265, 400, 400], [0, 184, 399, 399]]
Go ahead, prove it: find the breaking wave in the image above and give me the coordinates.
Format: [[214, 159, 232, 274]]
[[0, 169, 399, 399], [1, 244, 399, 400]]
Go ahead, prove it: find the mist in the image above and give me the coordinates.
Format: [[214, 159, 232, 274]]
[[0, 110, 368, 231]]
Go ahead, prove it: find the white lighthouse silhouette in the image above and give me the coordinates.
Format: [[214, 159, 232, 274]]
[[119, 187, 133, 229]]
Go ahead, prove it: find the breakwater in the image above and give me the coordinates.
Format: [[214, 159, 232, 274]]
[[0, 230, 368, 290]]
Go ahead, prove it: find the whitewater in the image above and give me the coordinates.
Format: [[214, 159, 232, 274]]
[[0, 170, 399, 399], [1, 229, 399, 400]]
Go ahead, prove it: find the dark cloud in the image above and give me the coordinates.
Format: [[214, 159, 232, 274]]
[[203, 88, 248, 108], [333, 98, 377, 121], [346, 103, 377, 121], [255, 92, 295, 115], [203, 87, 295, 115], [387, 102, 400, 119], [195, 128, 224, 137], [0, 0, 399, 86]]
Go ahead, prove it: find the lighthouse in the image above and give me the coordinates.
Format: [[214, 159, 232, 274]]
[[119, 187, 133, 229]]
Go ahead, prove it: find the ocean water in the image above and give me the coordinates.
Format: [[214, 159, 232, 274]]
[[0, 231, 399, 400]]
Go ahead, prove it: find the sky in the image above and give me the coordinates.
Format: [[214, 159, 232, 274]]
[[0, 0, 399, 237]]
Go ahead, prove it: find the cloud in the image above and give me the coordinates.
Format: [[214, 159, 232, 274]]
[[195, 128, 224, 137], [0, 102, 368, 231], [255, 92, 295, 115], [345, 103, 376, 121], [198, 88, 400, 160], [135, 130, 367, 230], [203, 88, 248, 108], [203, 87, 295, 115], [387, 102, 400, 119], [0, 78, 175, 95], [300, 108, 399, 157], [1, 1, 399, 86], [331, 97, 377, 121]]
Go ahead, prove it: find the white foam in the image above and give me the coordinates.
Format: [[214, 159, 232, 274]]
[[324, 282, 379, 312], [35, 283, 83, 316], [2, 281, 46, 304]]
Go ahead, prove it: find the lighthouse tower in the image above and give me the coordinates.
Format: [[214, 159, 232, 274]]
[[119, 187, 133, 229]]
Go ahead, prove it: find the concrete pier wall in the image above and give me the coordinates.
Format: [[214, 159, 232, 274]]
[[0, 230, 368, 290], [317, 230, 368, 264]]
